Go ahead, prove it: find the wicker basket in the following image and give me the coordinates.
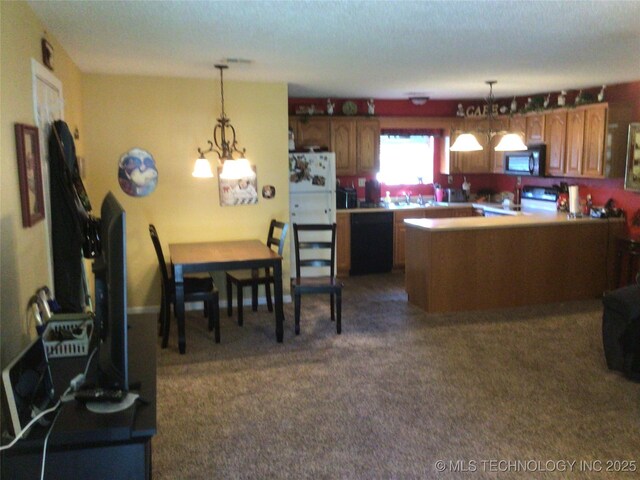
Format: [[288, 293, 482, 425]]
[[43, 313, 94, 358]]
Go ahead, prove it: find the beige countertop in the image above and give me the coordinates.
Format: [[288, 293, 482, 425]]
[[404, 211, 622, 231]]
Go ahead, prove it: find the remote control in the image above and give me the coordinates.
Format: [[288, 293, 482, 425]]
[[75, 388, 126, 403]]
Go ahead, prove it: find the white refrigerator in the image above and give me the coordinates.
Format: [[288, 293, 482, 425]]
[[289, 152, 336, 277]]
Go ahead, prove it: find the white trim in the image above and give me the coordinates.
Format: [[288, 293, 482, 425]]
[[31, 59, 64, 294], [127, 295, 293, 314]]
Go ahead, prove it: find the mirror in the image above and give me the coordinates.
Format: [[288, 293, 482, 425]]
[[624, 123, 640, 192]]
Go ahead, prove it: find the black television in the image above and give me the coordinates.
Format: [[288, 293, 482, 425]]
[[92, 192, 129, 397]]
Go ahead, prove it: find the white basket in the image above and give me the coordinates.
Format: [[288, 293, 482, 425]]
[[43, 313, 94, 358]]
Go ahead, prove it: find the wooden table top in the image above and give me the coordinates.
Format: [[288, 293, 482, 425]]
[[169, 239, 280, 265]]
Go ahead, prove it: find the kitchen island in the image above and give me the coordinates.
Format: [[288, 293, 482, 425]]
[[404, 214, 623, 313]]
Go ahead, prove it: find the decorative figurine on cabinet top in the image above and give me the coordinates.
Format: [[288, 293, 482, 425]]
[[326, 99, 335, 116], [557, 90, 566, 107], [598, 85, 606, 102], [367, 99, 375, 116]]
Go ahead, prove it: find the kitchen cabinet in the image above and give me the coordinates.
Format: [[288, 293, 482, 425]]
[[544, 109, 567, 176], [582, 104, 607, 177], [393, 207, 474, 268], [290, 116, 380, 175], [336, 211, 351, 275], [450, 117, 510, 174], [356, 119, 381, 175], [294, 117, 331, 150], [544, 103, 628, 179], [565, 108, 585, 176], [525, 113, 545, 145], [331, 119, 357, 175]]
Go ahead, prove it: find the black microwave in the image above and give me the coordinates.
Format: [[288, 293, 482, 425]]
[[504, 145, 546, 176]]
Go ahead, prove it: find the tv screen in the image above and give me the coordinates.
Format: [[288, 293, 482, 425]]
[[93, 191, 128, 392]]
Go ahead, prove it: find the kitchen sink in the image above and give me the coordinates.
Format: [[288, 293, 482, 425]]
[[387, 202, 430, 209]]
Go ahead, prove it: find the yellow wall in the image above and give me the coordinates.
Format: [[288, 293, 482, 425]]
[[0, 0, 84, 366], [81, 74, 289, 309]]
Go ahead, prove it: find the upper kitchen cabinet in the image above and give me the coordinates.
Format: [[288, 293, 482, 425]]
[[356, 119, 380, 175], [525, 113, 545, 145], [450, 117, 508, 174], [331, 117, 380, 176], [291, 116, 380, 175], [293, 117, 331, 150], [544, 109, 568, 176], [565, 108, 585, 176], [331, 118, 357, 175], [544, 103, 630, 178], [582, 104, 607, 177]]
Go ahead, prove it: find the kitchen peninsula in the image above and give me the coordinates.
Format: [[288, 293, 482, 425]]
[[404, 214, 623, 313]]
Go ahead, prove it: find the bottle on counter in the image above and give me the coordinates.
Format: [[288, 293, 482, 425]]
[[462, 177, 471, 200], [584, 194, 593, 215], [514, 179, 522, 206], [384, 191, 392, 206]]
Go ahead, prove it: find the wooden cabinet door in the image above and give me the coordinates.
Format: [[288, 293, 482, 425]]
[[565, 109, 585, 177], [336, 212, 351, 275], [296, 118, 331, 150], [526, 113, 545, 145], [490, 117, 510, 173], [582, 104, 607, 177], [393, 210, 426, 268], [458, 118, 490, 173], [509, 116, 527, 139], [356, 119, 380, 174], [544, 110, 567, 176], [331, 119, 357, 176]]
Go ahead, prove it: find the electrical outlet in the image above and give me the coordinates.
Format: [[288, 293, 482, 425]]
[[358, 178, 366, 187], [448, 175, 454, 185]]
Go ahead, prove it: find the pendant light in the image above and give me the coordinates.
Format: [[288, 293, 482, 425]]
[[450, 81, 527, 152], [193, 64, 255, 179]]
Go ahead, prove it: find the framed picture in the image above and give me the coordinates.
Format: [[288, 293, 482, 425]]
[[15, 124, 45, 227], [624, 123, 640, 192], [218, 166, 258, 206]]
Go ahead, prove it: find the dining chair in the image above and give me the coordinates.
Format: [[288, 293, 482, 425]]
[[149, 224, 220, 348], [225, 220, 288, 326], [291, 223, 343, 335]]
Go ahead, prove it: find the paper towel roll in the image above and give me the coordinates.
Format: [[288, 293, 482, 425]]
[[568, 185, 580, 215]]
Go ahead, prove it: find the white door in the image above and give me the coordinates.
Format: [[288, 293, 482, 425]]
[[31, 59, 64, 293]]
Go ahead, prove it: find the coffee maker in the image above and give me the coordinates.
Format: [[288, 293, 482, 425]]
[[364, 180, 381, 206]]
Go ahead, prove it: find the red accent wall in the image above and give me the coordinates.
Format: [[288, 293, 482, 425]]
[[290, 81, 640, 234]]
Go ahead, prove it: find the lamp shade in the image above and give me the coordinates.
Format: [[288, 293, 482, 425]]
[[495, 133, 527, 151], [192, 157, 214, 178], [219, 158, 255, 180], [450, 133, 483, 152]]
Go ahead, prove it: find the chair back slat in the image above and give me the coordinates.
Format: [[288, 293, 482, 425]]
[[266, 220, 289, 256], [293, 223, 337, 279], [149, 224, 170, 288]]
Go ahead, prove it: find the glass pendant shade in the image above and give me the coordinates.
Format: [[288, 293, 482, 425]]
[[192, 157, 214, 178], [219, 158, 255, 180], [495, 133, 527, 151], [450, 133, 483, 152]]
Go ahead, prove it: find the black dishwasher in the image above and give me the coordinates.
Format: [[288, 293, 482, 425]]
[[350, 212, 394, 275]]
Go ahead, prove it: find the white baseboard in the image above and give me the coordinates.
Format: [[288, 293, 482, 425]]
[[127, 295, 292, 315]]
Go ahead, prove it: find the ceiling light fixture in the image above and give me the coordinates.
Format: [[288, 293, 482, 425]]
[[450, 81, 527, 152], [410, 97, 429, 106], [193, 64, 255, 179]]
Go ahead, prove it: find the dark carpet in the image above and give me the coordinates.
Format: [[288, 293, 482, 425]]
[[151, 272, 640, 479]]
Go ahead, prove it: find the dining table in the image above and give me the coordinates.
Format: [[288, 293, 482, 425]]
[[169, 239, 285, 354]]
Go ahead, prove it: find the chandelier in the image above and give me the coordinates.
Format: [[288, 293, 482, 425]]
[[193, 64, 255, 179], [450, 81, 527, 152]]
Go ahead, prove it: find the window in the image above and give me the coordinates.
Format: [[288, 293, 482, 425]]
[[377, 135, 434, 185]]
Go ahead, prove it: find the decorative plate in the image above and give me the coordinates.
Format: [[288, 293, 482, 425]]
[[342, 101, 357, 116]]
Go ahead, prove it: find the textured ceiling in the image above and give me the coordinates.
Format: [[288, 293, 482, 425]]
[[28, 0, 640, 99]]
